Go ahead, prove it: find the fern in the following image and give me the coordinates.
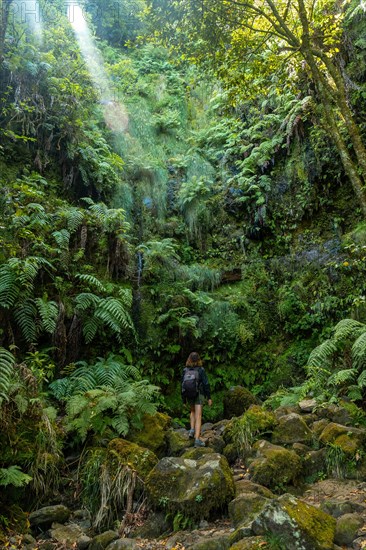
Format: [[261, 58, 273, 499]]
[[35, 298, 58, 334], [0, 466, 32, 487], [0, 265, 19, 308], [75, 292, 101, 311], [13, 299, 37, 343], [333, 318, 366, 342], [0, 348, 15, 406], [357, 370, 366, 388], [52, 229, 71, 249], [82, 316, 101, 344], [352, 331, 366, 370], [76, 273, 106, 293], [306, 339, 337, 369], [328, 368, 357, 386]]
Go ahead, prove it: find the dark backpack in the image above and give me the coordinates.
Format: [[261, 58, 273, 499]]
[[182, 367, 200, 399]]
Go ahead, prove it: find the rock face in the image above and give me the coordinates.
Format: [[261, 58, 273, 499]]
[[29, 505, 71, 527], [252, 493, 336, 549], [146, 452, 235, 519]]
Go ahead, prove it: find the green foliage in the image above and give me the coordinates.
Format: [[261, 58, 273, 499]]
[[50, 355, 160, 442], [0, 348, 15, 407], [0, 466, 32, 488], [304, 318, 366, 402]]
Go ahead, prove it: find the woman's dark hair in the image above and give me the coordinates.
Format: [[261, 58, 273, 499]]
[[186, 352, 202, 367]]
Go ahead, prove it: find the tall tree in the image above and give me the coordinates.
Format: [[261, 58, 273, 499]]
[[150, 0, 366, 215]]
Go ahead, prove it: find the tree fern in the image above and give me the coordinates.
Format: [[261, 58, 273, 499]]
[[0, 348, 15, 406], [35, 298, 58, 334], [82, 316, 101, 344], [0, 466, 32, 487], [333, 318, 366, 343]]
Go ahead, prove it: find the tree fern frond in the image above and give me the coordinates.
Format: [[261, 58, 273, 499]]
[[111, 415, 129, 436], [82, 316, 101, 344], [76, 274, 106, 293], [13, 300, 37, 343], [75, 292, 100, 311], [52, 229, 70, 250], [0, 265, 19, 308], [35, 298, 58, 334], [347, 385, 363, 401], [65, 207, 84, 233], [306, 339, 337, 369], [66, 394, 88, 418], [94, 298, 133, 337], [0, 466, 32, 487], [333, 318, 366, 342], [0, 348, 15, 406], [69, 365, 99, 393], [328, 368, 357, 386], [118, 288, 133, 309], [48, 378, 72, 400], [352, 331, 366, 371], [93, 392, 118, 415], [357, 370, 366, 388]]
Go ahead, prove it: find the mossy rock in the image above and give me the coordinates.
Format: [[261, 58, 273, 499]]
[[165, 428, 192, 456], [223, 386, 259, 419], [181, 447, 215, 460], [272, 413, 313, 445], [89, 530, 119, 550], [108, 439, 158, 480], [128, 412, 171, 456], [249, 441, 302, 490], [229, 537, 267, 550], [223, 405, 276, 453], [146, 453, 235, 521], [228, 492, 270, 527], [235, 479, 275, 499], [335, 513, 363, 546], [319, 423, 366, 455], [252, 493, 336, 549]]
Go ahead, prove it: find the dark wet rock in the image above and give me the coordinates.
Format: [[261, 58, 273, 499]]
[[29, 505, 71, 527], [89, 530, 119, 550]]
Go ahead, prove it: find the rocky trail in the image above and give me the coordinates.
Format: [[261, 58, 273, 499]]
[[7, 392, 366, 550]]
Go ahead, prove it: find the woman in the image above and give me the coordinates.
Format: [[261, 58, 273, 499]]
[[182, 352, 212, 447]]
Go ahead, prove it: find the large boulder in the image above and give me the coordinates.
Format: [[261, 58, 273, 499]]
[[252, 493, 336, 549], [318, 422, 366, 455], [228, 492, 271, 527], [128, 412, 171, 456], [49, 523, 89, 548], [272, 413, 313, 445], [146, 452, 235, 520], [248, 440, 302, 490], [223, 386, 259, 419], [29, 505, 70, 527]]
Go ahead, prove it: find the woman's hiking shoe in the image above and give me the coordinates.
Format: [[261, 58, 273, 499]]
[[194, 439, 205, 447], [188, 429, 195, 439]]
